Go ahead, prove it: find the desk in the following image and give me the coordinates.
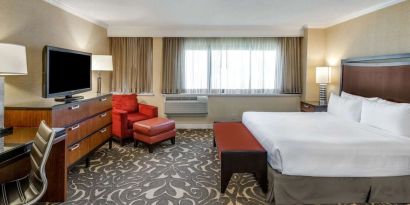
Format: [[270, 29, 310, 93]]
[[0, 127, 66, 202]]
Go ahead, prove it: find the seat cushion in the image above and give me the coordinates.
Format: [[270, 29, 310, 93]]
[[112, 94, 139, 113], [127, 113, 151, 128], [213, 122, 265, 152], [133, 118, 175, 136]]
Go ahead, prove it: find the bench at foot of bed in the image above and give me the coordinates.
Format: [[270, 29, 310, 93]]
[[213, 122, 267, 193]]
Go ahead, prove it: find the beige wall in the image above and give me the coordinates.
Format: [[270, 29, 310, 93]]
[[325, 0, 410, 95], [138, 38, 301, 126], [301, 28, 326, 101], [0, 0, 110, 105]]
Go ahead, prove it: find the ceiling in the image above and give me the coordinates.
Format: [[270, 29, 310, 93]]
[[44, 0, 403, 37]]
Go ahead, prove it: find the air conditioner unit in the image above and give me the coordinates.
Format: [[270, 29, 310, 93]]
[[164, 95, 208, 116]]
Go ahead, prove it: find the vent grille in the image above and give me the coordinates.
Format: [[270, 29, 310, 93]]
[[165, 96, 208, 116]]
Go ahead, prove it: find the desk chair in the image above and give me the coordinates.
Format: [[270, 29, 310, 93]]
[[0, 121, 56, 205]]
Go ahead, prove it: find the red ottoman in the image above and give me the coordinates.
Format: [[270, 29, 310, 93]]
[[133, 118, 176, 153]]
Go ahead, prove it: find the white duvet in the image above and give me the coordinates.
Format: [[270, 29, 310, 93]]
[[242, 111, 410, 177]]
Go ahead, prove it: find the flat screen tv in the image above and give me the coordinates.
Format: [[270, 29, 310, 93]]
[[43, 46, 91, 101]]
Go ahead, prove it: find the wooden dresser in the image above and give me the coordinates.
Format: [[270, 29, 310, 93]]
[[4, 93, 112, 202]]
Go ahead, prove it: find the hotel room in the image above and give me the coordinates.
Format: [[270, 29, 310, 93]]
[[0, 0, 410, 204]]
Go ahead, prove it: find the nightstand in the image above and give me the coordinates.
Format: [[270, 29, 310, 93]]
[[300, 101, 327, 112]]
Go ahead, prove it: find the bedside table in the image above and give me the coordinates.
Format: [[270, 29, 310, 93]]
[[300, 101, 327, 112]]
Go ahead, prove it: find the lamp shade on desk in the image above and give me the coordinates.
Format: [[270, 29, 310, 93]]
[[0, 43, 28, 75], [0, 43, 27, 129]]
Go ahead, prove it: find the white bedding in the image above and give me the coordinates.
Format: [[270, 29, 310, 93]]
[[242, 111, 410, 177]]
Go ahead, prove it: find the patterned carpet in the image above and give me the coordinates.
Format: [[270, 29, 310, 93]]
[[62, 129, 267, 205]]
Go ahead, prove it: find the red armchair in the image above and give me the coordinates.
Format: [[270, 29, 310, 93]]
[[112, 94, 158, 145]]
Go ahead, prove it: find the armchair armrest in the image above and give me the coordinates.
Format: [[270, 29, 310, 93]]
[[139, 103, 158, 118], [112, 109, 129, 137]]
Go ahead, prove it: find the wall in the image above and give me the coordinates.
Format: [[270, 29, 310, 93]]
[[301, 28, 326, 101], [138, 38, 301, 127], [325, 0, 410, 94], [0, 0, 110, 105]]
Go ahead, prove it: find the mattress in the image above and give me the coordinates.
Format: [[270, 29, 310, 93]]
[[242, 111, 410, 177]]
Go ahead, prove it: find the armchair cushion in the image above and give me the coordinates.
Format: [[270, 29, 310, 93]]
[[127, 113, 151, 128], [112, 94, 138, 113]]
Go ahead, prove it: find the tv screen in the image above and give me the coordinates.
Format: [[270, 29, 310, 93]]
[[43, 46, 91, 98]]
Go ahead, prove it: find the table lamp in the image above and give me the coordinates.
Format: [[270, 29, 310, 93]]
[[316, 66, 331, 105], [92, 55, 113, 94], [0, 43, 28, 129]]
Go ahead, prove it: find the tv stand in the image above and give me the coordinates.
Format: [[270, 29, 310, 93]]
[[55, 95, 84, 102]]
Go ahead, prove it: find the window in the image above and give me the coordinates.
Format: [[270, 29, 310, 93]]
[[183, 38, 280, 94]]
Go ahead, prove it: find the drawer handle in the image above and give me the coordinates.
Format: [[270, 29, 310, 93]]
[[100, 128, 107, 133], [100, 112, 107, 117], [303, 104, 310, 108], [70, 105, 80, 110], [69, 144, 80, 151], [70, 124, 80, 131], [100, 97, 107, 102]]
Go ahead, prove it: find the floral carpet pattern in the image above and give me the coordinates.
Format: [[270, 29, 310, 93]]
[[61, 129, 408, 205], [62, 129, 266, 205]]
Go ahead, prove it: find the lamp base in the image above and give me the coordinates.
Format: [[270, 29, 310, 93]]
[[97, 72, 102, 94], [319, 84, 327, 105]]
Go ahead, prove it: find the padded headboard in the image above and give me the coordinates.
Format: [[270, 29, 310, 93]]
[[341, 53, 410, 103]]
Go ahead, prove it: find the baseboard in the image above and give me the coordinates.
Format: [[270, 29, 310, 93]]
[[176, 123, 212, 129]]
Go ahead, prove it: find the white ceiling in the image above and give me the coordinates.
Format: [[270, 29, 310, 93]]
[[44, 0, 403, 37]]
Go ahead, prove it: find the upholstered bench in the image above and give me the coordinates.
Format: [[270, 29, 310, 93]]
[[213, 122, 267, 193], [133, 118, 176, 153]]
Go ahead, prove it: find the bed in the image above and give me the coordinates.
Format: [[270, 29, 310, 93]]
[[243, 53, 410, 204]]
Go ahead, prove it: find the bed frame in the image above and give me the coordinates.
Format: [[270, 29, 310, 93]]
[[267, 53, 410, 204]]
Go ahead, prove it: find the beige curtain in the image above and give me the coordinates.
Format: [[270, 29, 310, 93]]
[[110, 37, 153, 93], [162, 37, 185, 94], [276, 37, 302, 94]]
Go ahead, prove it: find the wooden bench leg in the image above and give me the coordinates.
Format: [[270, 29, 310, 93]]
[[170, 137, 175, 145], [221, 170, 232, 193], [134, 139, 138, 147], [109, 138, 113, 149], [213, 136, 216, 147], [255, 170, 267, 193]]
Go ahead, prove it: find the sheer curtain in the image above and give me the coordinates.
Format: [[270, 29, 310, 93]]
[[161, 37, 301, 95], [182, 38, 281, 94]]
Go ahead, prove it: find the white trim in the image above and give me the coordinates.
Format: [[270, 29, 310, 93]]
[[107, 26, 304, 37], [176, 123, 212, 129], [43, 0, 108, 28], [307, 0, 404, 28]]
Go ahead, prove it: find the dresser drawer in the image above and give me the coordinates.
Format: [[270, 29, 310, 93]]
[[66, 125, 111, 166], [52, 95, 112, 127], [67, 137, 90, 166], [66, 110, 112, 146], [89, 125, 112, 151]]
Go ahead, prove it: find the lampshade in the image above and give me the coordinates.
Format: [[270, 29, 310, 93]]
[[316, 66, 331, 84], [0, 43, 28, 75], [92, 55, 113, 71]]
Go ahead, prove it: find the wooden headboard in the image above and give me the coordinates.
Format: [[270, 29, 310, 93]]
[[341, 53, 410, 103]]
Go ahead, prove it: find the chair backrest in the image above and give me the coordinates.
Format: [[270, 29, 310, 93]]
[[112, 93, 139, 112], [27, 120, 56, 204]]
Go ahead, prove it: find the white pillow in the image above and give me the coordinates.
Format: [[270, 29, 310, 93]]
[[328, 93, 363, 122], [361, 100, 410, 137], [341, 91, 379, 101]]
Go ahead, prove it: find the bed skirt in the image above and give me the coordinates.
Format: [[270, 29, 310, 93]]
[[266, 165, 410, 204]]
